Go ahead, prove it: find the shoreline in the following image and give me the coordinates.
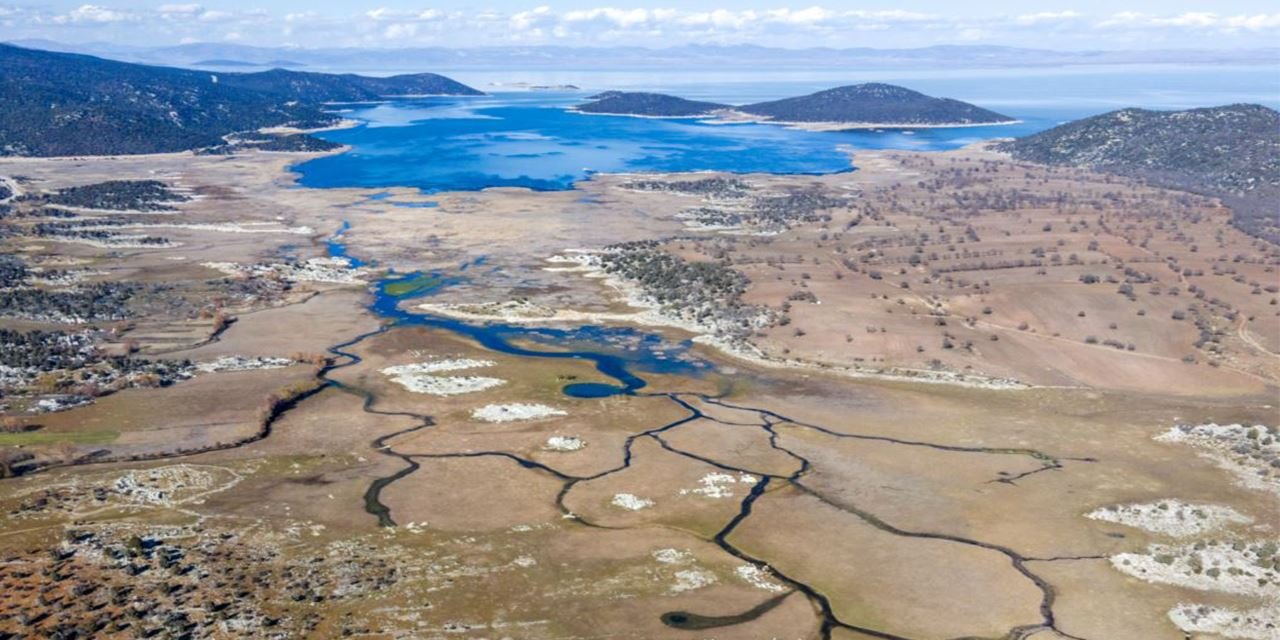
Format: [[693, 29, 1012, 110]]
[[321, 94, 487, 105], [414, 253, 1032, 392], [567, 108, 716, 121], [566, 106, 1022, 131], [259, 118, 363, 136], [705, 110, 1023, 131], [0, 121, 362, 165], [415, 299, 1035, 391]]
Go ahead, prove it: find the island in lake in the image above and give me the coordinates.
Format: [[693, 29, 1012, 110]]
[[571, 82, 1018, 129]]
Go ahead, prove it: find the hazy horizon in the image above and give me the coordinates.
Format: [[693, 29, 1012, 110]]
[[2, 2, 1278, 51]]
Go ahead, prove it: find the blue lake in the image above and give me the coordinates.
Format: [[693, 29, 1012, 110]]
[[296, 93, 1046, 192], [294, 64, 1278, 193]]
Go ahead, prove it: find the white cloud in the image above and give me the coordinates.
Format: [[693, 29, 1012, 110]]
[[53, 4, 134, 24], [383, 22, 417, 39], [1098, 10, 1280, 32], [1015, 11, 1082, 26], [846, 10, 935, 22], [1097, 11, 1145, 28], [1221, 13, 1280, 30], [366, 7, 443, 22], [563, 8, 652, 28], [678, 9, 757, 29], [12, 5, 1280, 49], [198, 10, 233, 23], [1154, 11, 1280, 31], [157, 3, 202, 16], [1153, 12, 1219, 28], [510, 5, 552, 31], [766, 7, 835, 26]]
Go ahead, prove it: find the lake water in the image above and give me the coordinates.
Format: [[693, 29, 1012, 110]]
[[313, 63, 1278, 396], [294, 64, 1278, 193], [363, 269, 711, 396]]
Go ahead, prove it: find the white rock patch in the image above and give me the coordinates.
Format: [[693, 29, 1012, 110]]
[[1087, 500, 1254, 538], [670, 569, 718, 593], [1169, 601, 1280, 640], [736, 564, 787, 593], [393, 375, 505, 396], [611, 493, 654, 511], [81, 221, 312, 235], [471, 403, 567, 423], [204, 257, 368, 284], [544, 436, 586, 452], [652, 548, 693, 565], [382, 359, 496, 375], [680, 472, 758, 499], [1156, 423, 1279, 497], [1111, 540, 1280, 599], [381, 359, 506, 396], [197, 356, 294, 373], [35, 396, 92, 413], [112, 464, 242, 507]]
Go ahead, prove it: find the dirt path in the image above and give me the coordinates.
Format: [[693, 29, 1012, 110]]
[[1238, 316, 1279, 359]]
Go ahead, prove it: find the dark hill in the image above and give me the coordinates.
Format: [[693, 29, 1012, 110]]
[[0, 44, 480, 157], [738, 83, 1015, 126], [573, 92, 729, 117], [998, 104, 1280, 242], [215, 68, 481, 102]]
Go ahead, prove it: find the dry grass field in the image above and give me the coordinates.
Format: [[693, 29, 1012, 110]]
[[0, 144, 1276, 639]]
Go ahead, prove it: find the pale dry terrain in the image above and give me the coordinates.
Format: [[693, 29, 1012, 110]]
[[0, 143, 1276, 639]]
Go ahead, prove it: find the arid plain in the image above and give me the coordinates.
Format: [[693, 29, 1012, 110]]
[[0, 141, 1277, 640]]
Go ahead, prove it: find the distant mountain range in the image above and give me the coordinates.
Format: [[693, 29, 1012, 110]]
[[7, 40, 1278, 72], [573, 84, 1016, 127], [194, 59, 307, 68], [999, 104, 1280, 242], [0, 44, 480, 157]]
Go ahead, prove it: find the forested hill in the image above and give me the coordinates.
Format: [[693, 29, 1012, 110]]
[[573, 83, 1014, 126], [211, 68, 482, 103], [737, 83, 1016, 125], [0, 44, 480, 157], [572, 92, 730, 117], [998, 104, 1280, 242]]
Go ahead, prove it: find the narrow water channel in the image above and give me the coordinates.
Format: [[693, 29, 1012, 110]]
[[327, 224, 1087, 640]]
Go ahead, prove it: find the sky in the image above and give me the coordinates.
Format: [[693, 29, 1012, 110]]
[[2, 1, 1279, 50]]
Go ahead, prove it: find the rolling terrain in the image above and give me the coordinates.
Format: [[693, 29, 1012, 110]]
[[0, 52, 1276, 640], [999, 104, 1280, 242], [0, 44, 479, 156]]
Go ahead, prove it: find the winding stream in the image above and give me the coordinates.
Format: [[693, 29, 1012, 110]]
[[324, 226, 1096, 640]]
